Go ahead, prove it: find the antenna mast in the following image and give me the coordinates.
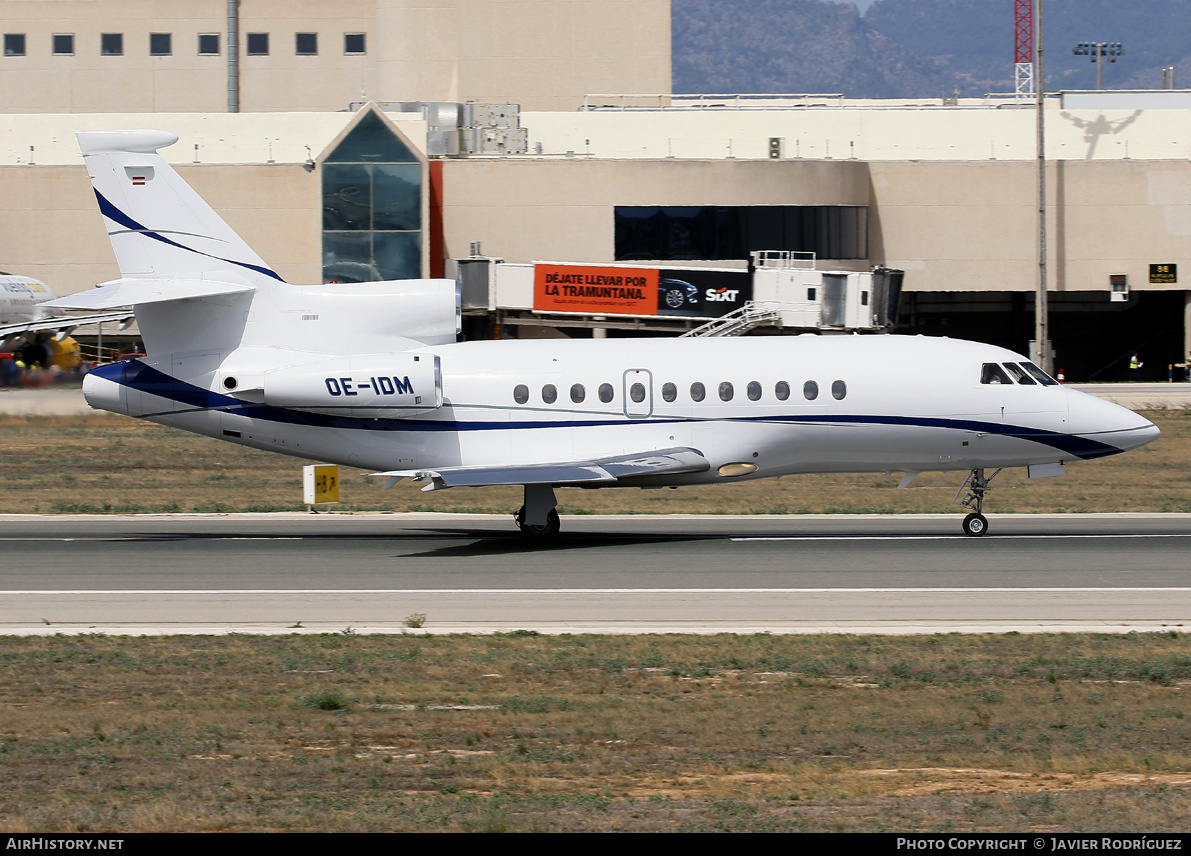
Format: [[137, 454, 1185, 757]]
[[1015, 0, 1034, 96]]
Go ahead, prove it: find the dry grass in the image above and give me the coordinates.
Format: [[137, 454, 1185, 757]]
[[0, 633, 1189, 832], [3, 415, 1190, 831], [1, 410, 1189, 515]]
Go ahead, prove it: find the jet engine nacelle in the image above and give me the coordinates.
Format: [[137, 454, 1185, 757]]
[[303, 279, 462, 349], [263, 353, 442, 417]]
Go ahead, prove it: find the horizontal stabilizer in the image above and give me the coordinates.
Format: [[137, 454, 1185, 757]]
[[43, 278, 253, 311], [375, 446, 709, 490]]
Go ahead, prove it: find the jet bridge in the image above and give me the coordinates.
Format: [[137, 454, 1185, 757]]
[[448, 252, 902, 337]]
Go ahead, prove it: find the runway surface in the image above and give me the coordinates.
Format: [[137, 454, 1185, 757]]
[[1, 512, 1189, 635]]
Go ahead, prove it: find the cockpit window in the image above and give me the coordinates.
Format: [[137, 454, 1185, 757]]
[[981, 363, 1011, 385], [1002, 362, 1037, 385], [1021, 361, 1059, 386]]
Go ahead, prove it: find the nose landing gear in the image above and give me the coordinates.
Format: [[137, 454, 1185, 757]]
[[955, 467, 1001, 537]]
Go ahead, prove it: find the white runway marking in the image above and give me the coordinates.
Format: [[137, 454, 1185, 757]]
[[7, 587, 1191, 595], [0, 537, 304, 541], [3, 533, 1189, 543], [731, 534, 1191, 542]]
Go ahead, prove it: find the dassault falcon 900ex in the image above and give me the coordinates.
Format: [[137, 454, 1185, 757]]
[[47, 130, 1159, 538]]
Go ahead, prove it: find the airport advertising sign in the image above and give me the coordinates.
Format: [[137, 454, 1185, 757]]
[[533, 263, 751, 318], [534, 264, 659, 315], [657, 268, 751, 318]]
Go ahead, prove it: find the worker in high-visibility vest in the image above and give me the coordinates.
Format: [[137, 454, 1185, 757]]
[[1129, 354, 1143, 381]]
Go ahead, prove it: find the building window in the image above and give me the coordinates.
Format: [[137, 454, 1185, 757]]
[[322, 111, 424, 282], [198, 33, 220, 55], [4, 34, 25, 56], [344, 33, 365, 54], [296, 33, 317, 56], [53, 34, 74, 55], [150, 33, 171, 56], [101, 33, 123, 56], [614, 205, 868, 262], [246, 33, 269, 56]]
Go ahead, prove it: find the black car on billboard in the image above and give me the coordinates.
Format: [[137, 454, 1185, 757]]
[[656, 270, 751, 318], [658, 278, 700, 313]]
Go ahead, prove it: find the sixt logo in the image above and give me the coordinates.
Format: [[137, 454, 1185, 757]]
[[705, 288, 741, 302], [325, 376, 414, 397]]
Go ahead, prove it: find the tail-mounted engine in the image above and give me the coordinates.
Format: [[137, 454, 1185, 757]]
[[262, 353, 442, 417]]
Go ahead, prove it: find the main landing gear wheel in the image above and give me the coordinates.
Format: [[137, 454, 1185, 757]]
[[515, 506, 561, 539], [962, 512, 988, 537]]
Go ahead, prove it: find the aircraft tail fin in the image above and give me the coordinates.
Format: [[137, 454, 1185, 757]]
[[77, 130, 285, 287]]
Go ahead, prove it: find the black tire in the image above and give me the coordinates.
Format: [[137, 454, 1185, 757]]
[[962, 512, 988, 537], [662, 287, 687, 310], [515, 506, 561, 539]]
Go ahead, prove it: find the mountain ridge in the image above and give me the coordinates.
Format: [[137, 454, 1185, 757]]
[[673, 0, 1191, 98]]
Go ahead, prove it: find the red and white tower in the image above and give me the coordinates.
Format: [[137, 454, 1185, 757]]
[[1015, 0, 1034, 96]]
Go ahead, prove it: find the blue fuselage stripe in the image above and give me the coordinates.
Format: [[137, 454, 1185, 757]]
[[95, 190, 286, 282], [93, 360, 1124, 460]]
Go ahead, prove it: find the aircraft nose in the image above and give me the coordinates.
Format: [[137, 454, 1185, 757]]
[[1066, 388, 1159, 453], [1121, 416, 1162, 451]]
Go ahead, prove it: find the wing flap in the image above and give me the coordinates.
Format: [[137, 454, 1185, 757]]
[[600, 447, 710, 478], [373, 446, 709, 490], [378, 463, 615, 491]]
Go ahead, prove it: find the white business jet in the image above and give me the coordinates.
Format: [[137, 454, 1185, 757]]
[[47, 130, 1159, 538]]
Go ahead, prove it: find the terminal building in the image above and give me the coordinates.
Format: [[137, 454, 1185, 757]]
[[1, 0, 1189, 380]]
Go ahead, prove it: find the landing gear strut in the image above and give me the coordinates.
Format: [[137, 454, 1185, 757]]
[[515, 484, 560, 539], [955, 467, 1001, 537]]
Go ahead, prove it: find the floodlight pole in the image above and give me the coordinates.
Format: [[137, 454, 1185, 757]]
[[1035, 0, 1050, 372], [1073, 42, 1125, 91]]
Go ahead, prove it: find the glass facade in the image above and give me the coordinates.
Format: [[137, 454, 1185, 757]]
[[322, 111, 423, 282], [614, 205, 867, 262]]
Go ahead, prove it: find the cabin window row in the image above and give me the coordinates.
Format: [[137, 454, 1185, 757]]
[[512, 379, 848, 405]]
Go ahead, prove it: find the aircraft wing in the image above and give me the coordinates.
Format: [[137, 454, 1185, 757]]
[[376, 446, 709, 491], [0, 310, 135, 341]]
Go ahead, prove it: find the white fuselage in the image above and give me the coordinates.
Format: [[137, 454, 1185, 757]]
[[0, 276, 56, 325], [81, 334, 1158, 484]]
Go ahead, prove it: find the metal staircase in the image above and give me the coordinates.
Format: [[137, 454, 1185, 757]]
[[679, 301, 782, 338]]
